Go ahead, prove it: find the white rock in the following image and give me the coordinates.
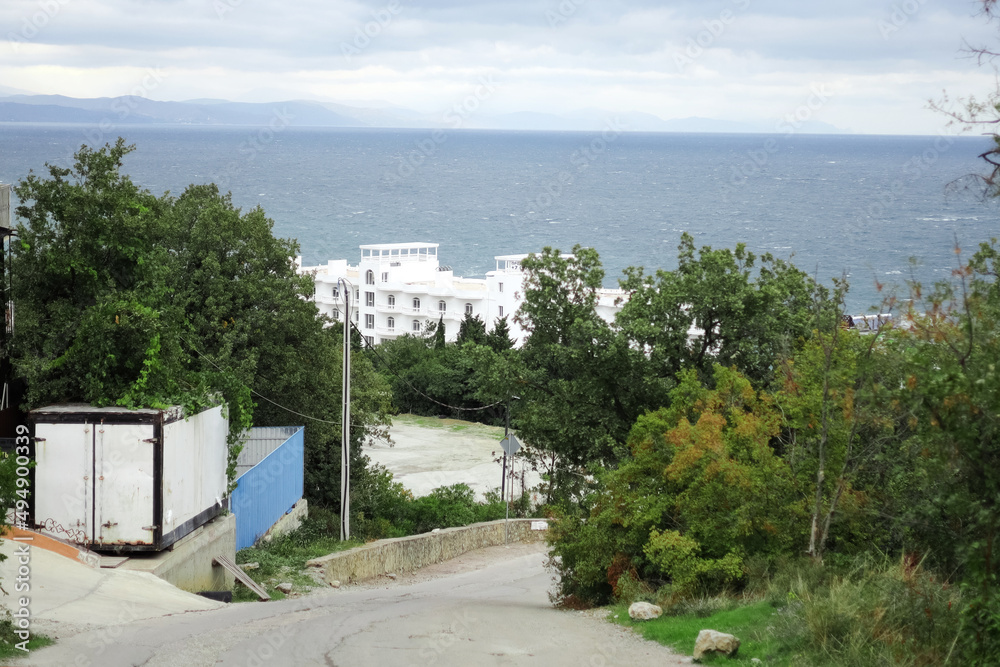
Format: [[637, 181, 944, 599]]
[[627, 601, 663, 621], [276, 582, 293, 594], [693, 629, 740, 660], [329, 580, 341, 588]]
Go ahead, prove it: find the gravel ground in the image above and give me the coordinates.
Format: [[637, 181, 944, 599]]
[[366, 415, 542, 500]]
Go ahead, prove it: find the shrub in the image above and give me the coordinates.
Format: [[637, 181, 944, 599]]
[[644, 529, 743, 597], [767, 554, 964, 666], [406, 483, 479, 534]]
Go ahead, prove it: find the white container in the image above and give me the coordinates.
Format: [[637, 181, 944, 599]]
[[31, 403, 228, 551]]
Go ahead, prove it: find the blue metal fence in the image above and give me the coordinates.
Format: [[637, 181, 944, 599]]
[[231, 426, 304, 551]]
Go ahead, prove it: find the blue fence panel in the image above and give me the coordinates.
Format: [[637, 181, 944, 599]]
[[231, 427, 304, 551]]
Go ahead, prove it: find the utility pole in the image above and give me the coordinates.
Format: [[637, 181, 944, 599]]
[[498, 396, 520, 545], [339, 278, 352, 541], [501, 397, 509, 500]]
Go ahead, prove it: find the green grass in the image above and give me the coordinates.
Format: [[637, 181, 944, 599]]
[[393, 413, 504, 438], [0, 625, 54, 661], [611, 599, 803, 665], [232, 518, 359, 602]]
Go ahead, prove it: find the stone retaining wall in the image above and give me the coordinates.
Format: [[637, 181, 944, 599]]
[[306, 518, 549, 585]]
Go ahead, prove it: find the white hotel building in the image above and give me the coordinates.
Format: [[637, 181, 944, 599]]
[[297, 242, 624, 347]]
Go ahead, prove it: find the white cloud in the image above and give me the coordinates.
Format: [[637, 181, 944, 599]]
[[0, 0, 996, 133]]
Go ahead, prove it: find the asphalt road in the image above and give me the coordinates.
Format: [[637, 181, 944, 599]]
[[19, 542, 690, 667]]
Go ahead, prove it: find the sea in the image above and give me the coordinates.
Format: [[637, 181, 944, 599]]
[[1, 123, 997, 313]]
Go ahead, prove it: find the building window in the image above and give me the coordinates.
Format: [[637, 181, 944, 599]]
[[381, 272, 388, 283], [332, 287, 339, 299], [354, 311, 359, 322], [438, 300, 447, 313], [388, 295, 396, 308], [364, 335, 374, 347], [412, 320, 421, 332], [413, 297, 421, 310], [498, 282, 504, 293], [332, 308, 339, 319], [366, 270, 374, 285], [387, 317, 395, 330], [465, 303, 473, 315], [365, 314, 374, 329], [498, 306, 504, 317], [366, 291, 375, 307]]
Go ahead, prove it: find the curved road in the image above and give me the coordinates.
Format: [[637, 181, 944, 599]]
[[22, 542, 690, 666]]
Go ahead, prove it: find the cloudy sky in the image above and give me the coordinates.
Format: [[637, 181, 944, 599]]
[[1, 0, 997, 134]]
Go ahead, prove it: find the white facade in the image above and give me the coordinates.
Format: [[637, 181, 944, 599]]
[[297, 243, 530, 346], [297, 243, 625, 347]]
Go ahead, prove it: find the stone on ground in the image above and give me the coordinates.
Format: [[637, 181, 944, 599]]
[[276, 582, 293, 594], [627, 601, 663, 620], [693, 629, 740, 660]]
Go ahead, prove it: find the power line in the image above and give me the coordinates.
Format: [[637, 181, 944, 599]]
[[350, 321, 507, 413], [177, 330, 369, 429], [178, 321, 506, 426]]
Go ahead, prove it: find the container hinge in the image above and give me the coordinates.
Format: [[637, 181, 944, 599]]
[[102, 521, 118, 528], [142, 438, 158, 444], [141, 525, 158, 531], [33, 437, 45, 442]]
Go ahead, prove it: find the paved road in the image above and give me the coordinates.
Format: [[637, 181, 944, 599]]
[[20, 543, 690, 667]]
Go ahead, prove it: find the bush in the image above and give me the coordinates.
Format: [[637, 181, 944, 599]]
[[644, 528, 744, 597], [767, 554, 964, 666], [351, 462, 413, 540], [406, 484, 479, 534]]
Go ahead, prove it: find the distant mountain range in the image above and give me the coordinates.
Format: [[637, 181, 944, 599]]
[[0, 93, 847, 135]]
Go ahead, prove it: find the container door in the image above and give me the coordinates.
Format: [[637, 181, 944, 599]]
[[34, 423, 94, 545], [94, 423, 156, 546]]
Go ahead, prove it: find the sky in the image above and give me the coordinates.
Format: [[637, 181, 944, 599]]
[[1, 0, 998, 134]]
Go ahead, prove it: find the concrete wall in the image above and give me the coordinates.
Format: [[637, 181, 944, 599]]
[[261, 499, 308, 543], [121, 513, 236, 592], [306, 518, 549, 585]]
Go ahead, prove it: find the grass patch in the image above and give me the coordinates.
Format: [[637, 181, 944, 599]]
[[607, 554, 965, 666], [232, 511, 359, 602], [393, 413, 504, 438], [0, 618, 54, 660], [611, 599, 797, 665]]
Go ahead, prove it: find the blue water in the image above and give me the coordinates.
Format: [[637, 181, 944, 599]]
[[1, 123, 996, 312]]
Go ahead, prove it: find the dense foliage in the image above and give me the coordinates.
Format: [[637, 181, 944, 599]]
[[365, 227, 1000, 662], [10, 140, 392, 514]]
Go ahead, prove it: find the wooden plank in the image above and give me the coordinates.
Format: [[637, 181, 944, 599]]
[[214, 554, 270, 601]]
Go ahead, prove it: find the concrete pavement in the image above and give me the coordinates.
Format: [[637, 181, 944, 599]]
[[0, 537, 224, 649]]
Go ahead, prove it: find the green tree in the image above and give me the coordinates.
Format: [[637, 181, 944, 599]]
[[11, 139, 392, 512], [548, 366, 794, 604], [896, 239, 1000, 661], [511, 246, 655, 502], [456, 313, 487, 346], [433, 315, 446, 350], [774, 310, 908, 560], [617, 232, 825, 388], [486, 316, 514, 352]]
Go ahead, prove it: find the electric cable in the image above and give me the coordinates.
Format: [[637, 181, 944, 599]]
[[349, 320, 507, 413], [177, 330, 368, 429]]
